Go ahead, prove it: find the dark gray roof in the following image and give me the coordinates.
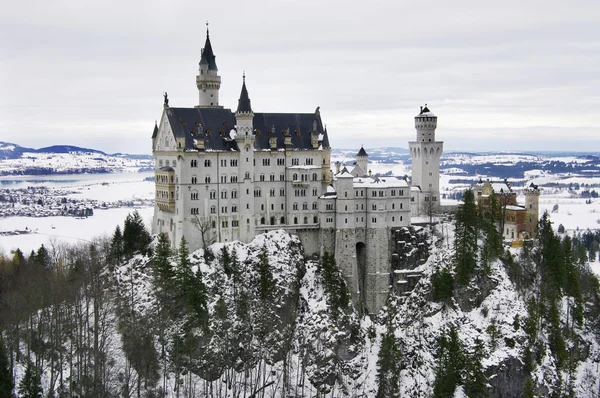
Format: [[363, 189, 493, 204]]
[[419, 105, 432, 114], [199, 33, 218, 71], [152, 122, 158, 139], [357, 146, 368, 157], [236, 78, 252, 113], [163, 107, 331, 152]]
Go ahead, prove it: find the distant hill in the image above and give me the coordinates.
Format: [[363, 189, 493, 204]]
[[0, 142, 152, 160]]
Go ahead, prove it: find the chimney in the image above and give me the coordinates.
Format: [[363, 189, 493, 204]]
[[284, 129, 292, 147], [369, 169, 372, 176], [335, 161, 341, 174]]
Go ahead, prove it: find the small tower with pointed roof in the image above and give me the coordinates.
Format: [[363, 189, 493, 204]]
[[356, 146, 368, 176], [196, 24, 222, 108], [235, 73, 253, 137]]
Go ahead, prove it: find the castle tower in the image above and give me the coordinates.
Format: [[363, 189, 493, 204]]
[[356, 146, 368, 176], [196, 26, 222, 108], [409, 105, 443, 213], [235, 74, 256, 242], [524, 183, 540, 238]]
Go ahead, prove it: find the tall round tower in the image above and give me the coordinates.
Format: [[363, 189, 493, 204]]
[[196, 27, 222, 108], [409, 105, 443, 216]]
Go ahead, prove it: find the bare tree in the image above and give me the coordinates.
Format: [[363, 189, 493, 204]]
[[421, 198, 438, 224], [189, 215, 213, 249]]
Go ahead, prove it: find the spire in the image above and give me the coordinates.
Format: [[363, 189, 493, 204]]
[[199, 24, 218, 71], [236, 74, 253, 113], [357, 145, 368, 157], [152, 120, 159, 138]]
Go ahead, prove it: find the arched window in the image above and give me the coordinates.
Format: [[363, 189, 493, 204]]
[[294, 217, 298, 224], [261, 217, 265, 225], [205, 176, 211, 183], [293, 173, 298, 181], [313, 216, 318, 223], [280, 216, 285, 224], [270, 217, 275, 225], [312, 173, 317, 181], [303, 217, 308, 224]]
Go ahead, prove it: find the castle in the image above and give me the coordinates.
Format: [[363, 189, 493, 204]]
[[474, 180, 540, 242], [151, 29, 442, 313]]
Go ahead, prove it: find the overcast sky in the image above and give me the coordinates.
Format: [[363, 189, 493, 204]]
[[1, 0, 599, 154]]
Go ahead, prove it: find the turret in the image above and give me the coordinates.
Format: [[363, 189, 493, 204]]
[[356, 146, 368, 176], [524, 183, 540, 238], [196, 26, 222, 108], [235, 74, 254, 136], [415, 104, 437, 143]]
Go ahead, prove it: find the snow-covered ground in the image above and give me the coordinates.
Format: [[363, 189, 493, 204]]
[[0, 206, 154, 253], [0, 172, 155, 253], [0, 151, 152, 174]]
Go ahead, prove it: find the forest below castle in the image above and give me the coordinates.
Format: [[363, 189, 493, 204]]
[[0, 189, 600, 397]]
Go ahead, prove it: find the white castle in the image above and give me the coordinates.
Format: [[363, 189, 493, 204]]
[[152, 29, 442, 313]]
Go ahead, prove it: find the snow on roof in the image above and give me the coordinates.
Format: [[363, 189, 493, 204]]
[[352, 176, 409, 188], [491, 182, 512, 193], [505, 205, 525, 211], [337, 168, 354, 178], [326, 185, 336, 194], [411, 186, 421, 192]]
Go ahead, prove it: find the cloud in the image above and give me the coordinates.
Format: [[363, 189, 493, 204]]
[[1, 0, 599, 153]]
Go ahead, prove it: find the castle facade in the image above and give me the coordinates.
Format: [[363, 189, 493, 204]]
[[152, 30, 442, 313]]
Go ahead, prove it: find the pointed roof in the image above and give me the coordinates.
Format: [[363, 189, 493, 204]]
[[152, 121, 159, 138], [357, 146, 368, 157], [236, 74, 253, 113], [199, 29, 218, 71], [417, 104, 436, 117]]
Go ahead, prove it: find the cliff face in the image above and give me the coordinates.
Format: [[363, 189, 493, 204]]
[[9, 226, 600, 397]]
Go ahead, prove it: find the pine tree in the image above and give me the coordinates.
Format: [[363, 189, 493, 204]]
[[18, 362, 42, 398], [433, 326, 464, 398], [153, 232, 174, 286], [454, 189, 479, 285], [220, 246, 233, 276], [33, 244, 51, 269], [480, 193, 502, 271], [464, 338, 487, 397], [177, 237, 207, 324], [321, 252, 350, 315], [123, 210, 152, 257], [562, 236, 584, 328], [522, 376, 535, 398], [376, 323, 402, 398], [431, 267, 454, 304], [0, 339, 14, 398], [108, 225, 124, 266], [257, 245, 275, 301]]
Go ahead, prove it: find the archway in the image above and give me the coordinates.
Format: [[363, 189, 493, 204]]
[[356, 242, 367, 310]]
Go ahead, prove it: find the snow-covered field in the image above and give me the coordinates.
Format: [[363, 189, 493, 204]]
[[0, 207, 154, 253], [0, 151, 152, 174], [0, 173, 155, 253]]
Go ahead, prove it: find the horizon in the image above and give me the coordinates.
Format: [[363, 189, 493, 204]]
[[1, 0, 599, 154], [4, 140, 600, 157]]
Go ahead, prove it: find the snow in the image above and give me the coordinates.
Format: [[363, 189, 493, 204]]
[[0, 206, 154, 253]]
